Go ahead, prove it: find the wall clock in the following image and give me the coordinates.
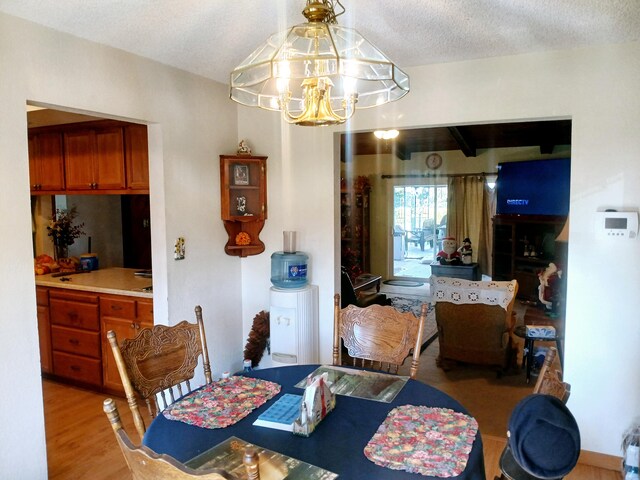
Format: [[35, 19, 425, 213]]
[[426, 153, 442, 170]]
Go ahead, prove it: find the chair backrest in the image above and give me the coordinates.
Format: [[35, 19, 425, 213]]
[[533, 346, 571, 403], [332, 293, 427, 379], [340, 267, 359, 308], [107, 305, 212, 441], [103, 398, 258, 480]]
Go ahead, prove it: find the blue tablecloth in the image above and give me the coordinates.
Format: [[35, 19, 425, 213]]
[[143, 364, 486, 479]]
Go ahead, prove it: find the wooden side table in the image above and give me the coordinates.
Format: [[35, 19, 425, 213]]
[[514, 306, 564, 383], [430, 262, 480, 281]]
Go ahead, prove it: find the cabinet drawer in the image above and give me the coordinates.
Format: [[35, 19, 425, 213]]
[[100, 296, 136, 319], [52, 351, 102, 386], [50, 289, 99, 304], [50, 298, 100, 331], [137, 299, 154, 323], [51, 325, 101, 358], [36, 287, 49, 306]]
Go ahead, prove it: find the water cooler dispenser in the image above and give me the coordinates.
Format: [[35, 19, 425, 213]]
[[270, 284, 319, 365], [269, 231, 319, 365]]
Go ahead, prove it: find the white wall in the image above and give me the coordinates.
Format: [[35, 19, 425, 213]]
[[0, 13, 241, 478]]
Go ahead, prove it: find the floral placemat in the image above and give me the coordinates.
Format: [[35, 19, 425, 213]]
[[163, 376, 280, 429], [364, 405, 478, 477]]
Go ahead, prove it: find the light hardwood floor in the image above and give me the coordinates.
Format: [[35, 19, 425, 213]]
[[43, 379, 620, 479]]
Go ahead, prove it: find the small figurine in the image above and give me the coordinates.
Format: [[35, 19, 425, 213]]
[[236, 195, 247, 214], [436, 237, 462, 265], [458, 237, 473, 264], [237, 139, 252, 155], [538, 262, 562, 311]]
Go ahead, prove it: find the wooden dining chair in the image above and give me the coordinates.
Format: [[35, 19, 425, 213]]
[[107, 305, 213, 441], [103, 398, 260, 480], [332, 293, 427, 379], [494, 347, 572, 480], [532, 346, 570, 403]]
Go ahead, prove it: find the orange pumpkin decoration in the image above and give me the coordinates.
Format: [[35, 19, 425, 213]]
[[235, 232, 251, 246]]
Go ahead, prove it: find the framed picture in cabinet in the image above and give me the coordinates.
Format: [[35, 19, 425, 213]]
[[233, 164, 249, 185]]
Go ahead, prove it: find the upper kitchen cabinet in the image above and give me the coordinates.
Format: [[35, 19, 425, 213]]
[[28, 132, 65, 192], [64, 126, 126, 191], [124, 124, 149, 192], [29, 120, 149, 195]]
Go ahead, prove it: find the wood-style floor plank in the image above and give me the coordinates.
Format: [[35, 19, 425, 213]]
[[43, 379, 620, 480], [44, 380, 133, 480]]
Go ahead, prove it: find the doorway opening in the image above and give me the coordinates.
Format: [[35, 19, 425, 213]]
[[392, 184, 447, 280]]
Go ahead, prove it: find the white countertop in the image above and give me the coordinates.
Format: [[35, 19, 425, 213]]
[[35, 267, 153, 298]]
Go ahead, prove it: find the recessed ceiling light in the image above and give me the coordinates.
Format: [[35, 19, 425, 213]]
[[373, 129, 399, 140]]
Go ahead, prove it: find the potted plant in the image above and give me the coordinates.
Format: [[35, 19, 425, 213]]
[[47, 207, 85, 260]]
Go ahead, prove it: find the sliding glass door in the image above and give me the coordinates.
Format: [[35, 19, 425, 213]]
[[391, 184, 447, 279]]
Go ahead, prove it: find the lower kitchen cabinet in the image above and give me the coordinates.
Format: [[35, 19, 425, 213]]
[[36, 287, 52, 374], [49, 289, 101, 387], [41, 287, 152, 394], [101, 294, 153, 394]]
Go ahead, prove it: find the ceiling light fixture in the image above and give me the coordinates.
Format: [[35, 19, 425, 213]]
[[373, 129, 399, 140], [229, 0, 410, 127]]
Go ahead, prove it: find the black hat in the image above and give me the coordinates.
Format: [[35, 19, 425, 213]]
[[507, 394, 580, 479]]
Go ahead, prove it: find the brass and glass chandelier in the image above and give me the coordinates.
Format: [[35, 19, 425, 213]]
[[229, 0, 410, 126]]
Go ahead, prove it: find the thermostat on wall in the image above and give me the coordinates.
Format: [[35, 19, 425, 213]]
[[597, 211, 638, 239]]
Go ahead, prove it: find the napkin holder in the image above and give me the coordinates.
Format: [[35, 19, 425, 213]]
[[292, 372, 335, 437]]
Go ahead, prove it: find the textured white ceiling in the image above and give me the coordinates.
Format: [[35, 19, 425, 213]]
[[1, 0, 638, 84]]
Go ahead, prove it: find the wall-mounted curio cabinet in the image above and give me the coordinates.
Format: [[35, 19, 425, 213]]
[[220, 154, 267, 257]]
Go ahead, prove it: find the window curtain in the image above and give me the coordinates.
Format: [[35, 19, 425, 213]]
[[446, 176, 490, 274], [479, 182, 496, 276]]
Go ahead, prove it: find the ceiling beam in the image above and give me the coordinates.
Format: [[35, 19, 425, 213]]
[[394, 140, 409, 160], [447, 127, 477, 157]]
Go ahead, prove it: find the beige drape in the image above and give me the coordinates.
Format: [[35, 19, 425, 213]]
[[480, 183, 496, 276], [447, 176, 494, 275]]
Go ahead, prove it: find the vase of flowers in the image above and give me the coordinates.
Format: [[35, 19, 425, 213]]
[[47, 207, 85, 261]]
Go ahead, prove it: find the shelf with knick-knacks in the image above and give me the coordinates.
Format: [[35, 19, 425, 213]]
[[220, 153, 267, 257]]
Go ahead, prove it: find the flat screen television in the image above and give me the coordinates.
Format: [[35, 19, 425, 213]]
[[496, 158, 570, 216]]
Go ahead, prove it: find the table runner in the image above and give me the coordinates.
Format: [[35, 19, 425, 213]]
[[430, 275, 517, 310], [163, 376, 280, 429], [364, 405, 478, 477]]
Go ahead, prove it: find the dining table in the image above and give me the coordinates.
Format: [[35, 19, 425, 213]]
[[143, 364, 486, 479]]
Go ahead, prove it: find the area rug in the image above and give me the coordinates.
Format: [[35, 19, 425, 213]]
[[388, 296, 438, 349], [383, 280, 424, 287]]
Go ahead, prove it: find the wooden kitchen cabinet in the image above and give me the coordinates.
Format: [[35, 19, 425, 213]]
[[38, 287, 153, 394], [220, 154, 267, 257], [28, 132, 65, 193], [64, 126, 126, 191], [124, 124, 150, 191], [36, 287, 53, 374], [49, 289, 102, 387], [29, 120, 149, 194], [101, 294, 153, 394]]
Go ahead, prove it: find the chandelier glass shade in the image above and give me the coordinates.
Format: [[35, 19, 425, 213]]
[[230, 1, 410, 126]]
